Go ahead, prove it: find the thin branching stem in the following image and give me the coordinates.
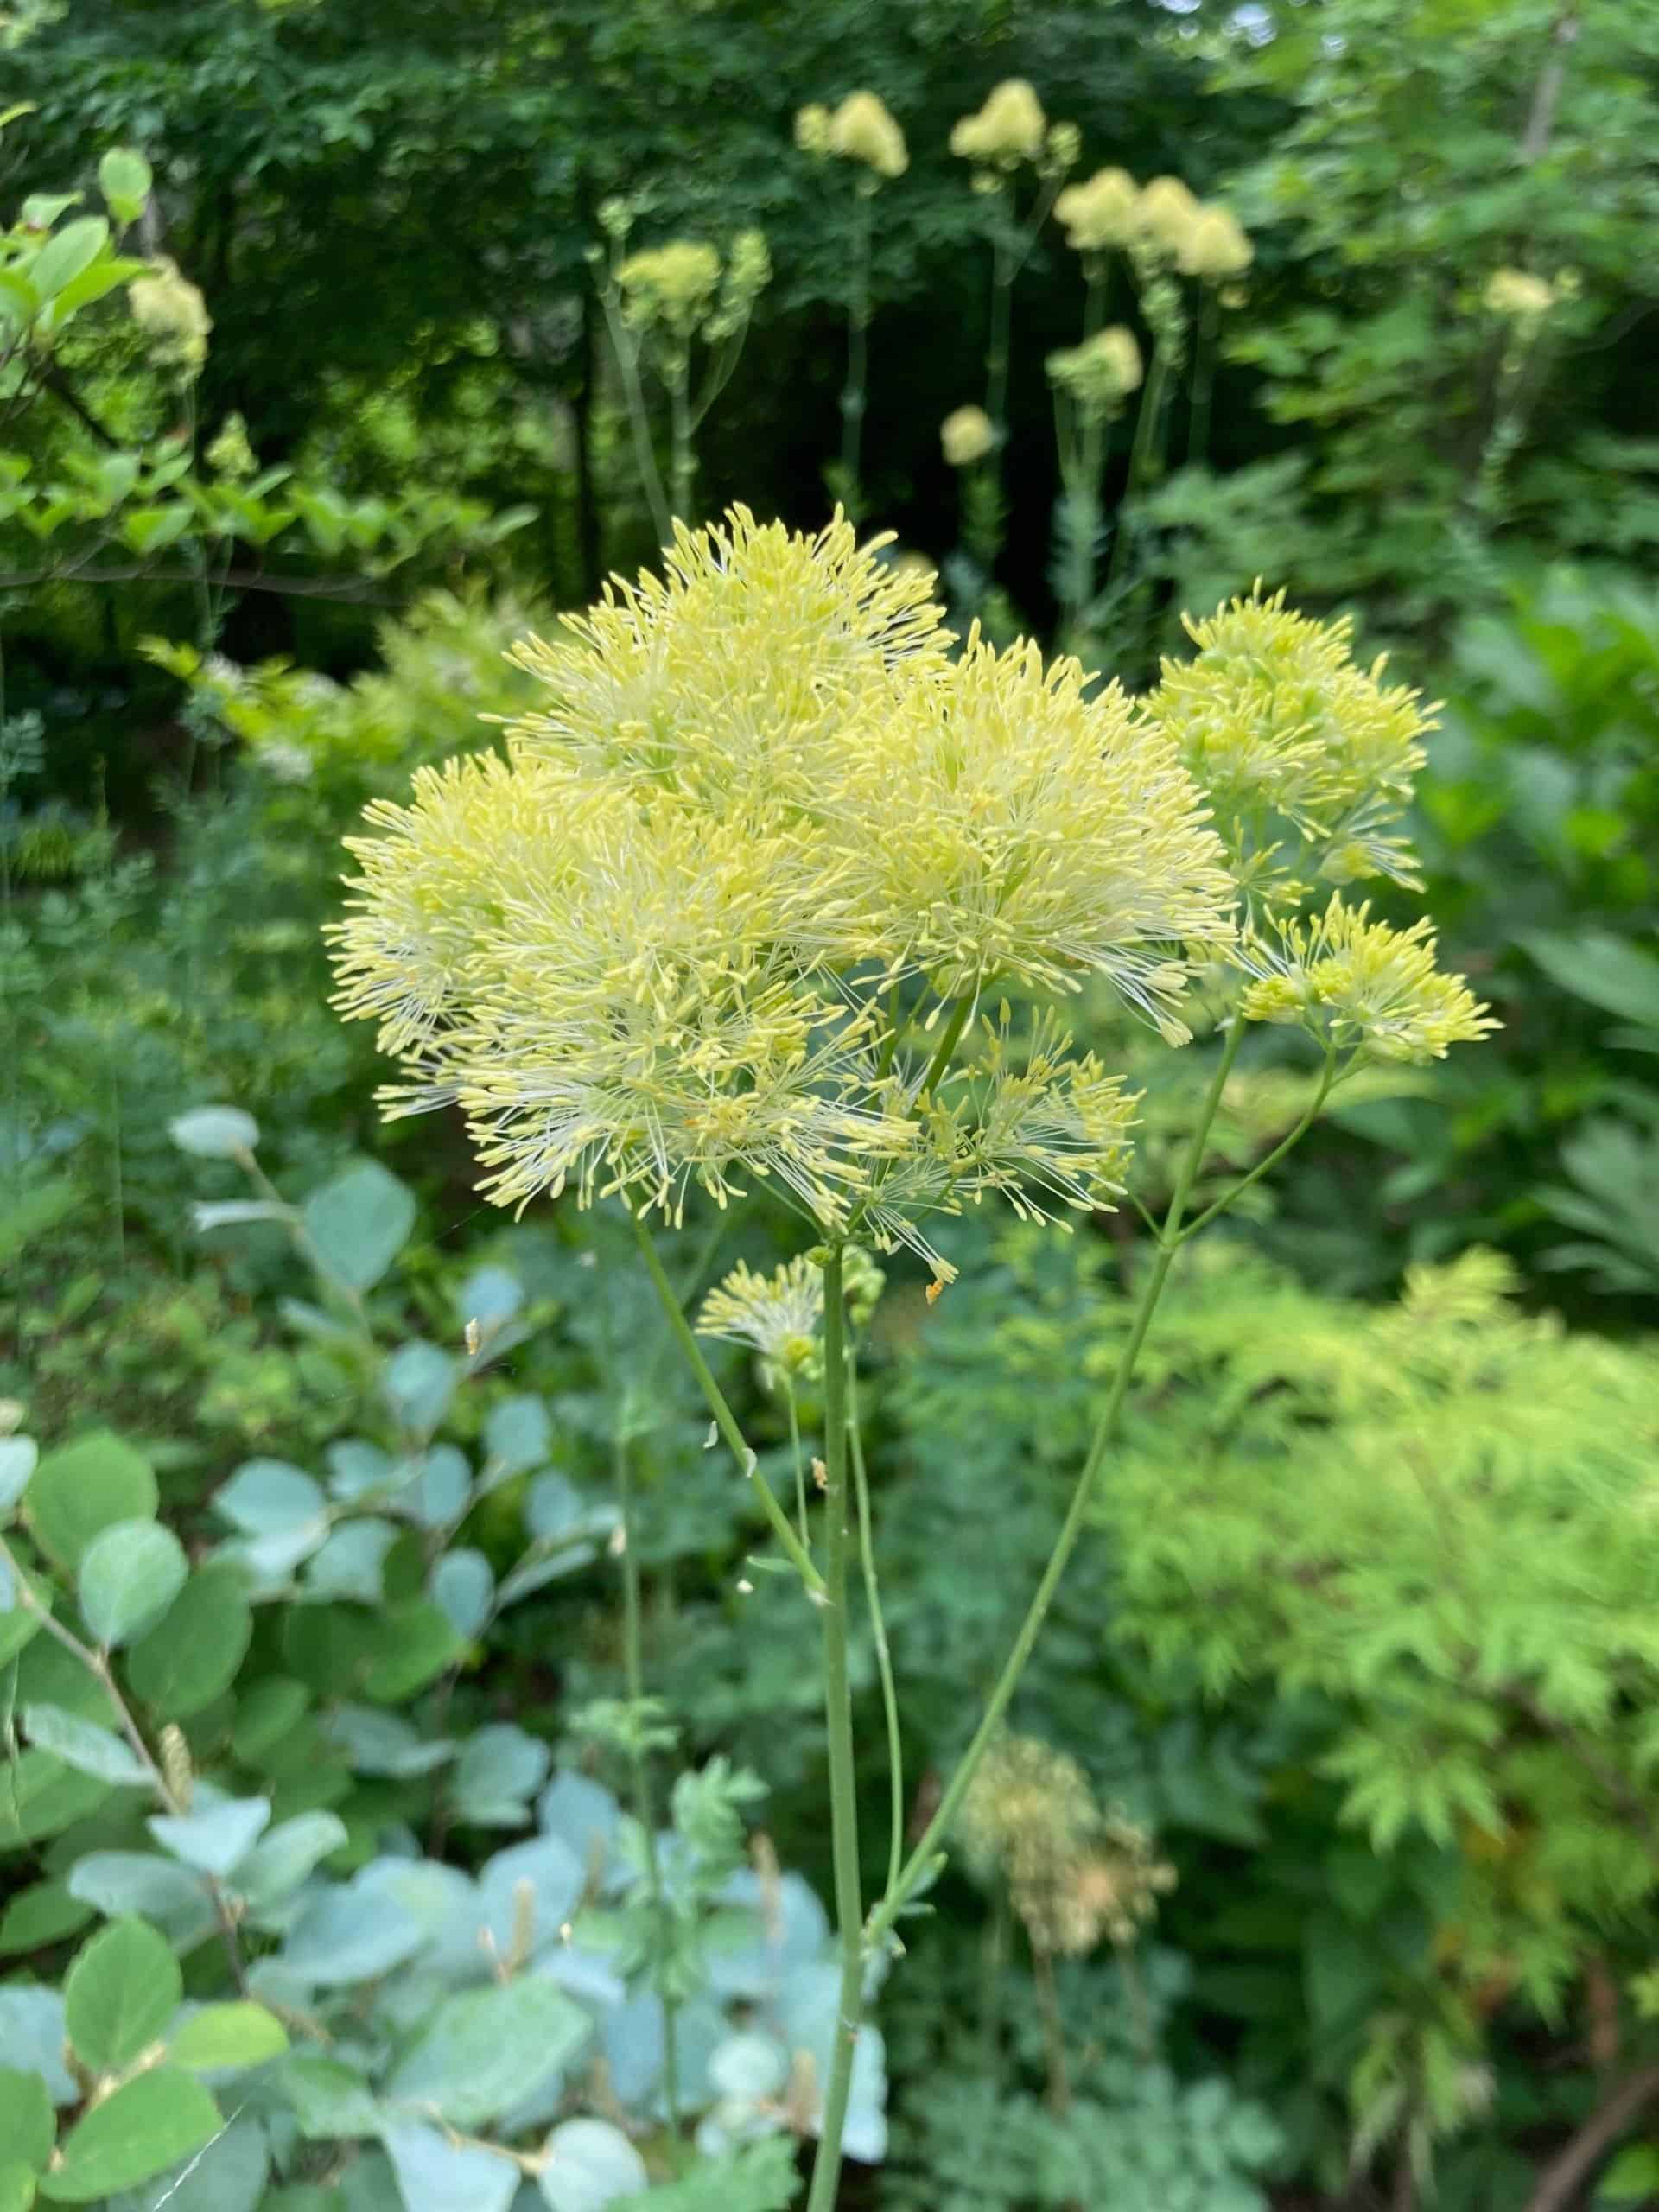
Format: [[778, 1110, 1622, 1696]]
[[630, 1211, 827, 1599], [865, 1020, 1249, 1954], [804, 1246, 864, 2212], [848, 1356, 904, 1897]]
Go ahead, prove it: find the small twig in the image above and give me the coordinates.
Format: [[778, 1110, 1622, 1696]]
[[1522, 2062, 1659, 2212]]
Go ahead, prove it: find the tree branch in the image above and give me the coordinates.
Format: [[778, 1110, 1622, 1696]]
[[1523, 2063, 1659, 2212]]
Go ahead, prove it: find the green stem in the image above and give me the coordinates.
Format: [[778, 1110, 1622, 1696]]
[[1175, 1043, 1338, 1245], [920, 995, 974, 1101], [1187, 283, 1220, 468], [986, 233, 1015, 440], [1104, 339, 1172, 601], [804, 1247, 864, 2212], [840, 191, 874, 514], [600, 282, 673, 546], [613, 1433, 681, 2140], [864, 1020, 1248, 1955], [784, 1379, 810, 1548], [667, 355, 695, 526], [849, 1357, 904, 1897], [629, 1211, 827, 1599]]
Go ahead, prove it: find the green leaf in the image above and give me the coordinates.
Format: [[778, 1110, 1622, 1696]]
[[278, 2056, 383, 2141], [149, 1793, 270, 1878], [30, 217, 110, 303], [380, 2124, 518, 2212], [67, 1854, 219, 1953], [430, 1549, 493, 1641], [0, 1749, 112, 1846], [0, 1879, 94, 1956], [214, 1459, 327, 1536], [451, 1722, 547, 1826], [536, 2120, 647, 2212], [23, 1703, 150, 1786], [112, 2112, 268, 2212], [125, 1563, 251, 1716], [98, 149, 153, 225], [300, 1160, 415, 1293], [387, 1974, 589, 2126], [168, 2001, 289, 2072], [281, 1884, 424, 1987], [236, 1810, 347, 1910], [77, 1521, 188, 1648], [48, 256, 147, 321], [0, 2070, 54, 2173], [64, 1916, 181, 2074], [1599, 2143, 1659, 2202], [382, 1342, 458, 1437], [358, 1599, 465, 1704], [0, 2164, 35, 2212], [0, 1435, 38, 1510], [168, 1106, 258, 1159], [25, 1432, 156, 1572], [36, 2068, 219, 2203]]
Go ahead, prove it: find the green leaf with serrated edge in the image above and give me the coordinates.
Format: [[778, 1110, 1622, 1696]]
[[168, 2001, 289, 2072], [0, 2069, 53, 2172], [0, 1879, 93, 1955], [64, 1915, 181, 2073], [387, 1974, 589, 2126], [77, 1521, 188, 1648], [25, 1432, 156, 1572], [125, 1564, 251, 1717], [35, 2068, 219, 2202]]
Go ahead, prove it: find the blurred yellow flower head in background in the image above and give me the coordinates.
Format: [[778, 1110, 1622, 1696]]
[[1179, 205, 1253, 281], [950, 79, 1047, 168], [940, 404, 995, 467], [1054, 167, 1140, 252], [826, 89, 908, 179]]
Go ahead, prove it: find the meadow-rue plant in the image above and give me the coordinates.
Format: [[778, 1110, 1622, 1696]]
[[824, 88, 908, 181], [1483, 265, 1556, 323], [1134, 175, 1203, 261], [327, 506, 1492, 2212]]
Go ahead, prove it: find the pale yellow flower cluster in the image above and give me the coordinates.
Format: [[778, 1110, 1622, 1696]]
[[1484, 266, 1557, 322], [615, 240, 721, 336], [332, 509, 1236, 1255], [1239, 897, 1497, 1065], [950, 79, 1048, 168], [798, 91, 908, 180], [1054, 167, 1252, 279], [696, 1255, 824, 1377], [128, 255, 212, 378], [1141, 589, 1432, 898], [939, 404, 995, 467], [1046, 327, 1143, 416], [1054, 166, 1139, 252]]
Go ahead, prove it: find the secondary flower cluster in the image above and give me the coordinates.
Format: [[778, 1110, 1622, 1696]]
[[1056, 168, 1251, 278], [330, 512, 1490, 1255]]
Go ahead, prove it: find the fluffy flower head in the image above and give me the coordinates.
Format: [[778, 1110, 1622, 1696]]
[[1135, 175, 1201, 257], [697, 1255, 824, 1377], [1046, 327, 1142, 415], [827, 90, 907, 179], [950, 79, 1047, 168], [1179, 205, 1252, 280], [616, 241, 721, 335], [940, 404, 995, 467], [1141, 588, 1433, 896], [128, 255, 211, 377], [505, 506, 949, 817], [1054, 167, 1140, 252], [830, 629, 1236, 1028], [1240, 897, 1498, 1064]]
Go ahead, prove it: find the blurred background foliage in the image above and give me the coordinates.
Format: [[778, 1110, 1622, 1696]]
[[4, 0, 1659, 2205]]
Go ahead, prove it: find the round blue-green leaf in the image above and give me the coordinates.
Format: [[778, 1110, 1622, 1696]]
[[300, 1161, 415, 1293], [168, 1106, 258, 1159], [77, 1522, 188, 1649], [0, 2068, 54, 2171], [25, 1432, 156, 1573], [0, 1435, 37, 1512], [536, 2120, 647, 2212], [125, 1564, 251, 1717]]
